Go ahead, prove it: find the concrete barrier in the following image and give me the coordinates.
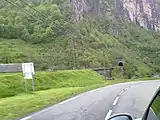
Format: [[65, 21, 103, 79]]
[[0, 64, 22, 73], [92, 68, 114, 80]]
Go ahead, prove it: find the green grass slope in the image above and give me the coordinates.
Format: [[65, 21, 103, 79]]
[[0, 38, 47, 70], [0, 70, 104, 98]]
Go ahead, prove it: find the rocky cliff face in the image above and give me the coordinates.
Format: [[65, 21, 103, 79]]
[[69, 0, 89, 22], [69, 0, 102, 22], [70, 0, 160, 31], [116, 0, 160, 31]]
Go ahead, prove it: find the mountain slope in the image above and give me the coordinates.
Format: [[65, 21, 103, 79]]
[[0, 0, 159, 78]]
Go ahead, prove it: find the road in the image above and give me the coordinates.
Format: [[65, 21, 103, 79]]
[[147, 109, 159, 120], [20, 80, 160, 120]]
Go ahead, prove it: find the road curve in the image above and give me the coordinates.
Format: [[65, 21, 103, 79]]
[[19, 80, 160, 120]]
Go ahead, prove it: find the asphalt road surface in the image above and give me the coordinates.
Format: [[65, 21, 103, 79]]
[[147, 109, 159, 120], [20, 80, 160, 120]]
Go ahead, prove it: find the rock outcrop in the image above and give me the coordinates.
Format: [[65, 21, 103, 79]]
[[115, 0, 160, 31], [70, 0, 160, 31]]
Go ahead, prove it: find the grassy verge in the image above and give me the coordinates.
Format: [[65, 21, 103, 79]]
[[0, 69, 159, 120], [1, 78, 160, 120], [0, 70, 105, 119], [0, 70, 104, 98], [0, 84, 106, 120]]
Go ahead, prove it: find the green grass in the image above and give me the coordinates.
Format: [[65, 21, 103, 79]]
[[0, 39, 39, 63], [0, 70, 104, 98], [0, 69, 159, 120], [34, 70, 105, 89], [0, 69, 105, 119], [0, 84, 106, 120], [0, 78, 159, 120]]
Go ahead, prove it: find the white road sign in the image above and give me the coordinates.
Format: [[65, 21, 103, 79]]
[[22, 63, 35, 79]]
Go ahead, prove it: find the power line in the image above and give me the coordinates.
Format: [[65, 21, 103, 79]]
[[5, 0, 106, 69], [18, 0, 53, 22], [6, 0, 56, 25], [5, 0, 44, 23]]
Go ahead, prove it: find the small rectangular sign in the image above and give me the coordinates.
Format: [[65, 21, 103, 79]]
[[24, 72, 33, 79], [22, 63, 35, 79]]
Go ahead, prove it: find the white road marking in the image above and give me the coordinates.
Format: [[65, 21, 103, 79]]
[[105, 86, 132, 120], [89, 88, 100, 93], [113, 97, 120, 105], [89, 90, 97, 93], [105, 110, 113, 120], [31, 96, 79, 117], [59, 96, 78, 105], [125, 88, 128, 91], [119, 91, 124, 95], [20, 116, 31, 120]]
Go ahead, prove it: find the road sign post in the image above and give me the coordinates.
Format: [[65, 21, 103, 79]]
[[24, 79, 28, 92], [22, 63, 35, 92], [31, 73, 35, 91]]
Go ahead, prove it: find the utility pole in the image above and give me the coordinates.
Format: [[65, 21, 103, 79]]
[[73, 35, 79, 69], [102, 48, 107, 80], [72, 36, 77, 69], [67, 34, 77, 69]]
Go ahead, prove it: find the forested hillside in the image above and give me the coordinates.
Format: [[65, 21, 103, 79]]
[[0, 0, 160, 78]]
